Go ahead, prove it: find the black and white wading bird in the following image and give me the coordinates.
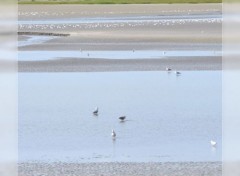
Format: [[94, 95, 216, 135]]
[[119, 116, 126, 122], [112, 129, 116, 138], [166, 67, 172, 71], [93, 107, 98, 115], [175, 71, 181, 75]]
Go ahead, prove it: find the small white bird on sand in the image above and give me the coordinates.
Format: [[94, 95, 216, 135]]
[[93, 107, 98, 115], [112, 129, 116, 138], [166, 67, 172, 71], [119, 116, 126, 122], [175, 71, 181, 75], [210, 140, 217, 147]]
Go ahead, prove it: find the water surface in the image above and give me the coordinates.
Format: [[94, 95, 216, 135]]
[[18, 35, 58, 47], [18, 50, 221, 61], [19, 71, 221, 163]]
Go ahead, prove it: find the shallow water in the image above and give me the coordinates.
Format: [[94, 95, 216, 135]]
[[18, 35, 58, 47], [19, 71, 221, 162], [18, 50, 221, 61]]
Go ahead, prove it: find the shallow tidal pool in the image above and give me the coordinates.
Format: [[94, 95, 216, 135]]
[[19, 71, 221, 162]]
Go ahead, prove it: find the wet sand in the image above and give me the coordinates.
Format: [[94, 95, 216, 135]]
[[19, 56, 221, 72], [19, 162, 222, 176], [18, 4, 222, 46], [18, 4, 222, 72], [18, 4, 221, 20]]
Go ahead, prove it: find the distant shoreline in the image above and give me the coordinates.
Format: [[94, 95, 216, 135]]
[[18, 1, 222, 5], [18, 3, 222, 72], [18, 32, 70, 37]]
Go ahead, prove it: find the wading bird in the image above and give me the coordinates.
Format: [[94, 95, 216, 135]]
[[175, 71, 181, 75], [119, 116, 126, 122], [210, 140, 217, 147], [166, 67, 171, 71], [112, 129, 116, 138], [93, 107, 98, 115]]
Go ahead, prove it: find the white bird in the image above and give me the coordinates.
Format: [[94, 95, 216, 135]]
[[166, 67, 172, 71], [119, 116, 126, 122], [210, 140, 217, 147], [112, 129, 116, 138], [93, 107, 98, 115], [175, 71, 181, 75]]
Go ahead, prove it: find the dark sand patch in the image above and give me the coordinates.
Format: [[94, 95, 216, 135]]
[[18, 56, 221, 72]]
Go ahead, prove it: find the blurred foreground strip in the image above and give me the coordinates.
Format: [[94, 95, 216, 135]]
[[223, 2, 240, 176], [0, 1, 18, 176]]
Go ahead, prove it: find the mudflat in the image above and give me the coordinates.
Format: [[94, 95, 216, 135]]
[[18, 4, 222, 70]]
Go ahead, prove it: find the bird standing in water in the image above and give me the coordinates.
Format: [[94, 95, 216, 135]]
[[175, 71, 181, 75], [119, 116, 126, 122], [166, 67, 172, 71], [112, 129, 116, 138], [93, 107, 98, 115], [210, 140, 217, 147]]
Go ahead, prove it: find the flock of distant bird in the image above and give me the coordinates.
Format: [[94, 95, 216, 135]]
[[92, 107, 126, 139], [91, 65, 217, 148], [166, 67, 217, 147], [92, 106, 217, 148], [165, 67, 181, 75], [80, 48, 182, 75]]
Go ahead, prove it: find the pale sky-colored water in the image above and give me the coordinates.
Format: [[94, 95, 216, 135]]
[[19, 71, 221, 162], [18, 50, 221, 61], [18, 36, 58, 47]]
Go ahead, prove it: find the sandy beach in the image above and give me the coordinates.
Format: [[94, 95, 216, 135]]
[[18, 4, 221, 20], [18, 4, 222, 72], [19, 162, 222, 176]]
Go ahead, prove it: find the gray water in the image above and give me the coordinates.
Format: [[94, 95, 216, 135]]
[[19, 71, 221, 163]]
